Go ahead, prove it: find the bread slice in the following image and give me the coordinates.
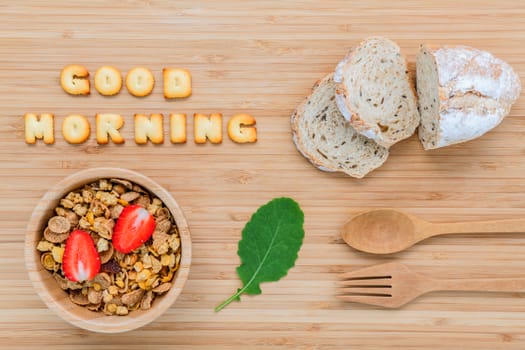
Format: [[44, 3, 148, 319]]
[[417, 44, 521, 150], [334, 37, 420, 148], [291, 74, 389, 178]]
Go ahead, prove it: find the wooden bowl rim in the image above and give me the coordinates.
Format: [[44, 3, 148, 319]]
[[25, 167, 192, 333]]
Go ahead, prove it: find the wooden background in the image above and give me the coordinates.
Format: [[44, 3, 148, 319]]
[[1, 0, 524, 348]]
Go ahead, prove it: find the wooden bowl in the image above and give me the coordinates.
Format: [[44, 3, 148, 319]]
[[25, 168, 191, 333]]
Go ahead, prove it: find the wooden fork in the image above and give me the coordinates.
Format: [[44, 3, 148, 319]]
[[338, 262, 525, 308]]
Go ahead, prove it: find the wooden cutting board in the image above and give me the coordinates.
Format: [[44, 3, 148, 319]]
[[1, 0, 525, 348]]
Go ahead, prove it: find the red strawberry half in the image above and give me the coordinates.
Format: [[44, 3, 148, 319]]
[[62, 229, 101, 282], [113, 204, 155, 253]]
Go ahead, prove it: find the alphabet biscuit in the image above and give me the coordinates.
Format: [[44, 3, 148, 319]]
[[126, 67, 155, 97], [60, 65, 90, 95], [134, 114, 164, 144], [169, 113, 187, 143], [96, 113, 125, 144], [94, 66, 122, 96], [227, 113, 257, 143], [24, 113, 55, 144], [163, 68, 192, 98], [194, 113, 222, 144], [62, 114, 90, 144]]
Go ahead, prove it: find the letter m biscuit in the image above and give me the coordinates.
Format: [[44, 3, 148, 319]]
[[24, 113, 54, 144]]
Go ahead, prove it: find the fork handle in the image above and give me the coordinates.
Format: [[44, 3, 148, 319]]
[[431, 278, 525, 293]]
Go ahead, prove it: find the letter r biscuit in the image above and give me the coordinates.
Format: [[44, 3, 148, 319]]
[[96, 113, 125, 144]]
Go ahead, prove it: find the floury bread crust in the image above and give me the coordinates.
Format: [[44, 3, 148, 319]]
[[417, 44, 521, 150], [291, 74, 389, 178], [334, 37, 420, 148]]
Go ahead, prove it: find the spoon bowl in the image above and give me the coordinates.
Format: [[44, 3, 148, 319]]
[[342, 209, 421, 254]]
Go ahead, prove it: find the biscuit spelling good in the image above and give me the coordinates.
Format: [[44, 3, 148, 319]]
[[60, 65, 90, 95], [163, 68, 192, 98], [126, 67, 155, 97], [94, 66, 122, 96]]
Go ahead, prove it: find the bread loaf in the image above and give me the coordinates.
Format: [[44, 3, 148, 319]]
[[417, 44, 521, 150]]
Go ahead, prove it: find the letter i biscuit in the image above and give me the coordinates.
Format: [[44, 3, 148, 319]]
[[170, 113, 187, 143]]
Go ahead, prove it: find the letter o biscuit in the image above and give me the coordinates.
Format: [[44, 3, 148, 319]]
[[126, 67, 155, 97], [94, 66, 122, 96], [62, 114, 90, 144]]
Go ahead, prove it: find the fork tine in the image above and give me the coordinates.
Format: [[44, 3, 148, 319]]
[[338, 278, 391, 287], [338, 287, 392, 296], [338, 263, 395, 280], [336, 294, 397, 308]]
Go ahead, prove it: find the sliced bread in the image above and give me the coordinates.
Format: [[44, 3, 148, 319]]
[[291, 73, 389, 178], [334, 37, 420, 148], [417, 44, 521, 150]]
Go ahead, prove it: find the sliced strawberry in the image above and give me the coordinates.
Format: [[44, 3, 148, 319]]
[[62, 229, 101, 282], [113, 204, 155, 253]]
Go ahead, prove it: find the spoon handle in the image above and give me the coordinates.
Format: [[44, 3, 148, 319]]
[[424, 218, 525, 238]]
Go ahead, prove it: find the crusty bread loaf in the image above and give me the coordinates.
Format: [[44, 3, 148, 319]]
[[334, 37, 420, 148], [417, 44, 521, 150], [291, 74, 389, 178]]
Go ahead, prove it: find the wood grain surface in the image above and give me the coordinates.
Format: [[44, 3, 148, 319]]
[[1, 0, 525, 348]]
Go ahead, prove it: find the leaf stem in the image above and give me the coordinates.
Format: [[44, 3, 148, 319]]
[[214, 287, 245, 312]]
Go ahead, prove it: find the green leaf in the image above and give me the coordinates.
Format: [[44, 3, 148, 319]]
[[215, 197, 304, 312]]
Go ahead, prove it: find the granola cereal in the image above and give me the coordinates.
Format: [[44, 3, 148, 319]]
[[36, 178, 182, 316]]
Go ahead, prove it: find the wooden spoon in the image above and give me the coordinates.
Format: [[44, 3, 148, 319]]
[[341, 208, 525, 254]]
